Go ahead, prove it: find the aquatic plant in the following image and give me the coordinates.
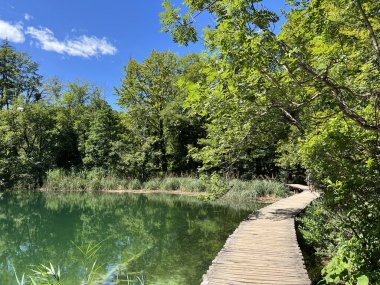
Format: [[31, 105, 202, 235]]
[[160, 177, 181, 190], [223, 179, 288, 202], [143, 178, 162, 190], [13, 241, 146, 285], [127, 179, 142, 190], [43, 169, 287, 203]]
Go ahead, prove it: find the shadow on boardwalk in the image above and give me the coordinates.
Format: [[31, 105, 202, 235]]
[[201, 190, 320, 285]]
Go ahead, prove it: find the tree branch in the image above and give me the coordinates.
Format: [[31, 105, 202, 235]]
[[279, 107, 305, 134], [274, 38, 380, 132], [355, 0, 380, 66]]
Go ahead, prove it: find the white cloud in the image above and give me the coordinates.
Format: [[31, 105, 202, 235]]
[[26, 26, 117, 58], [0, 20, 25, 43], [24, 13, 33, 21]]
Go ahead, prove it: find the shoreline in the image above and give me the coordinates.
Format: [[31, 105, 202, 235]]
[[39, 188, 284, 204]]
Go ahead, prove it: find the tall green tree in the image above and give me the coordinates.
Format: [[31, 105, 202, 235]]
[[0, 40, 42, 109], [0, 102, 57, 188], [53, 82, 105, 169], [181, 55, 289, 178], [116, 51, 204, 177], [83, 96, 121, 169], [161, 0, 380, 134]]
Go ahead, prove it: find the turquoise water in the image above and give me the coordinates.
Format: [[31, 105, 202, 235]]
[[0, 192, 256, 285]]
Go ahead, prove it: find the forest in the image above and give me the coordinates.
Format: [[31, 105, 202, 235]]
[[0, 0, 379, 284]]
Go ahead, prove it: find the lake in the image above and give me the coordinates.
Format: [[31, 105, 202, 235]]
[[0, 192, 257, 285]]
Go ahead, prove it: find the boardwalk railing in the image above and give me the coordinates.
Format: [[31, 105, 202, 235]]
[[201, 190, 320, 285]]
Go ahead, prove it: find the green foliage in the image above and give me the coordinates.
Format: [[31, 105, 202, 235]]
[[43, 170, 287, 207], [54, 82, 121, 171], [0, 40, 42, 109], [116, 51, 204, 178], [296, 116, 380, 284], [177, 177, 206, 192], [13, 241, 146, 285], [161, 176, 181, 190], [44, 169, 124, 191], [2, 2, 380, 283], [200, 173, 230, 200], [0, 74, 123, 189], [82, 97, 121, 169], [0, 101, 57, 189], [224, 179, 288, 202], [143, 178, 163, 190], [160, 0, 197, 46], [14, 263, 62, 285], [128, 179, 143, 190], [299, 190, 380, 284], [159, 176, 206, 192], [160, 0, 380, 282], [0, 42, 287, 192], [29, 263, 61, 285]]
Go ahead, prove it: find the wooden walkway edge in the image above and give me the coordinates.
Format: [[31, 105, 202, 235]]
[[201, 190, 320, 285]]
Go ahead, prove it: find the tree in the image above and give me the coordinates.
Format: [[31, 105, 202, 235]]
[[0, 40, 42, 109], [116, 51, 204, 177], [0, 101, 57, 188], [83, 97, 121, 169], [161, 0, 380, 134], [53, 81, 105, 169], [117, 50, 179, 174], [180, 55, 289, 178], [161, 0, 380, 282]]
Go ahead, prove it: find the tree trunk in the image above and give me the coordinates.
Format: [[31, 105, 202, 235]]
[[159, 119, 168, 173]]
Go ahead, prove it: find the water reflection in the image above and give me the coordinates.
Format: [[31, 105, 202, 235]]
[[0, 192, 257, 284]]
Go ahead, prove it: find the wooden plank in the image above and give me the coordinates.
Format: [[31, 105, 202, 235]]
[[201, 190, 320, 285], [286, 184, 311, 192]]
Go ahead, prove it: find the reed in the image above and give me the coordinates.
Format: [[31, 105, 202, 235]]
[[223, 179, 288, 202], [43, 170, 288, 202]]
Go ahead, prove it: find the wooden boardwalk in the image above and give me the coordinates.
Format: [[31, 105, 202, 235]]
[[286, 184, 311, 192], [201, 190, 320, 285]]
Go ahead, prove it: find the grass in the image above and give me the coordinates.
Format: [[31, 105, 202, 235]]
[[43, 169, 288, 202], [13, 240, 145, 285], [43, 169, 207, 193], [43, 169, 124, 191], [128, 179, 142, 190], [38, 190, 260, 213], [144, 178, 162, 190], [223, 179, 288, 202]]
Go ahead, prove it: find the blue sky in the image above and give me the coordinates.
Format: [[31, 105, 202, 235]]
[[0, 0, 286, 108]]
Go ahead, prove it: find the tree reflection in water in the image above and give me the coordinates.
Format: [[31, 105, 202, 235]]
[[0, 192, 258, 284]]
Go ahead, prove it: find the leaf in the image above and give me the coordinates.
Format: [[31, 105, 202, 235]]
[[12, 266, 25, 285], [357, 275, 369, 285]]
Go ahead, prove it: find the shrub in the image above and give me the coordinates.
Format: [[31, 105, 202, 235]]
[[298, 189, 380, 285], [199, 173, 230, 200]]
